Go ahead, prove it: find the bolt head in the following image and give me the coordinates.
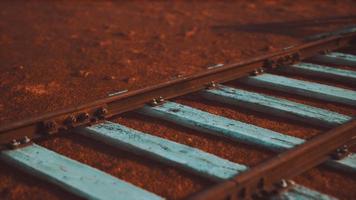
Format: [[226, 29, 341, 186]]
[[22, 136, 31, 144], [10, 139, 21, 148], [210, 81, 217, 88], [287, 180, 295, 186], [158, 96, 165, 102], [78, 112, 90, 122], [151, 99, 159, 106], [100, 107, 108, 114], [279, 179, 288, 188], [96, 107, 108, 119], [64, 115, 76, 125], [253, 69, 260, 76]]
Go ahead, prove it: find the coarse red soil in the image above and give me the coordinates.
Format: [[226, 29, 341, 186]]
[[0, 0, 356, 200]]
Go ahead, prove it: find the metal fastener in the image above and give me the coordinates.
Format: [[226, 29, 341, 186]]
[[21, 136, 31, 144], [150, 97, 165, 106], [77, 112, 90, 122], [210, 81, 217, 88], [96, 107, 108, 119], [279, 179, 288, 188], [158, 96, 165, 103], [10, 139, 21, 148], [252, 68, 264, 76], [287, 180, 295, 186], [64, 115, 76, 126], [206, 81, 218, 89], [332, 145, 350, 160], [151, 98, 159, 106]]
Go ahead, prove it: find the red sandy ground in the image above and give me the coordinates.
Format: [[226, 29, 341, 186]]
[[0, 0, 356, 199]]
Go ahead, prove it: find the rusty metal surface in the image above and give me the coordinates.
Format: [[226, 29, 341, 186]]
[[0, 27, 355, 150], [0, 26, 356, 149], [188, 119, 356, 200], [0, 26, 355, 200]]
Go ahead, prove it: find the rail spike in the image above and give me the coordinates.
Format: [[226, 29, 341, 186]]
[[8, 136, 32, 149], [331, 145, 350, 160], [149, 96, 165, 106]]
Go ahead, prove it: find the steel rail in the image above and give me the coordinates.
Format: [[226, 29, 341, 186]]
[[188, 119, 356, 200], [0, 27, 355, 150]]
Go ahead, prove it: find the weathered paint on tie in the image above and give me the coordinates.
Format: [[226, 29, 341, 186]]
[[310, 52, 356, 67], [281, 62, 356, 83], [326, 153, 356, 172], [79, 121, 246, 181], [80, 122, 337, 199], [0, 144, 163, 200], [139, 102, 303, 151], [241, 73, 356, 106], [202, 85, 351, 128], [271, 185, 337, 200], [139, 102, 356, 173]]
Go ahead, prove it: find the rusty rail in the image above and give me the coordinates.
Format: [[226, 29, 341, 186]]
[[188, 119, 356, 200], [0, 27, 355, 151], [0, 26, 355, 200]]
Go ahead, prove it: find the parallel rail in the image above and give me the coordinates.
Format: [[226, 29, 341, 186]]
[[0, 26, 356, 200]]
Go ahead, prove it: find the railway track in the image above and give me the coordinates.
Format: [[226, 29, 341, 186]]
[[0, 26, 355, 200]]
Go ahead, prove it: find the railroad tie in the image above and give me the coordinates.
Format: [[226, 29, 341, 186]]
[[77, 121, 336, 200], [240, 73, 356, 106], [270, 185, 336, 200], [310, 52, 356, 67], [139, 101, 356, 173], [279, 62, 356, 84], [201, 84, 351, 128], [0, 144, 163, 200], [77, 121, 246, 181]]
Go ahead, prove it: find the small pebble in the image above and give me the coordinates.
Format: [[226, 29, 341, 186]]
[[99, 40, 112, 47], [104, 75, 116, 80], [70, 34, 79, 39], [77, 70, 91, 78], [171, 74, 183, 80], [112, 32, 127, 38], [263, 45, 276, 51], [128, 31, 136, 39], [122, 77, 136, 84], [14, 65, 24, 70], [185, 27, 198, 38]]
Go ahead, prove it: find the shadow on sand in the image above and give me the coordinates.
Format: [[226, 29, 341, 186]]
[[212, 15, 356, 38]]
